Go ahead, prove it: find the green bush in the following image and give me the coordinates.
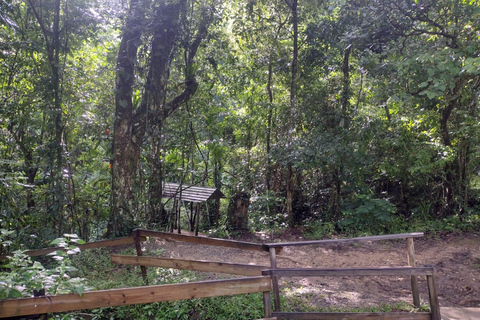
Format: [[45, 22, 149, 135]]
[[304, 221, 336, 240], [338, 194, 396, 235], [0, 233, 89, 299]]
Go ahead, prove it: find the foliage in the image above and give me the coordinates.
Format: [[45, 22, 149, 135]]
[[1, 0, 480, 270], [0, 233, 88, 299], [304, 221, 336, 240], [248, 192, 287, 232], [339, 194, 396, 235]]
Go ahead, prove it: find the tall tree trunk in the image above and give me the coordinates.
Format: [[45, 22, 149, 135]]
[[107, 0, 145, 237], [147, 125, 164, 226], [108, 0, 212, 236]]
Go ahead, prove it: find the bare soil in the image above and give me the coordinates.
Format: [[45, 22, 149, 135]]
[[146, 231, 480, 309]]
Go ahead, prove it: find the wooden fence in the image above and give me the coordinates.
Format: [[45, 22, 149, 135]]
[[261, 232, 427, 316], [0, 229, 440, 320], [0, 235, 146, 261], [262, 267, 440, 320], [0, 277, 273, 318]]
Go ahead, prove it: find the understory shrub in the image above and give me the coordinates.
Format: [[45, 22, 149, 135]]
[[0, 233, 88, 299]]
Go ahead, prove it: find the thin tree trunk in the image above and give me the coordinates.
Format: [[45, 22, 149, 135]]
[[330, 45, 352, 221], [266, 61, 273, 192], [285, 0, 298, 227], [27, 0, 65, 235]]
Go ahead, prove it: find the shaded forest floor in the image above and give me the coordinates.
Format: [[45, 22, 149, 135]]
[[147, 231, 480, 309]]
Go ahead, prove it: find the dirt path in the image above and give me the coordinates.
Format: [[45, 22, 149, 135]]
[[145, 232, 480, 309]]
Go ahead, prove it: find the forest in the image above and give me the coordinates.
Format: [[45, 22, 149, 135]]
[[1, 0, 480, 250]]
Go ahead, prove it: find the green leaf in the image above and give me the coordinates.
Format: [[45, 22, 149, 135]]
[[426, 90, 439, 99], [70, 238, 86, 244], [65, 266, 78, 272], [50, 238, 64, 246], [75, 285, 84, 296]]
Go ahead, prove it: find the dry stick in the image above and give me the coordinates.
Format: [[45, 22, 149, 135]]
[[407, 237, 421, 307]]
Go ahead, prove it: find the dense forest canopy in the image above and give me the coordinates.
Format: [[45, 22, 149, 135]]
[[1, 0, 480, 247]]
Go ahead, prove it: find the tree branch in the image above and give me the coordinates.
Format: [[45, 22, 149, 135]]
[[162, 78, 199, 119]]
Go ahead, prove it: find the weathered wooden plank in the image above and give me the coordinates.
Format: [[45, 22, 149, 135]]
[[264, 232, 424, 248], [262, 291, 273, 318], [0, 276, 272, 318], [0, 236, 145, 260], [272, 312, 431, 320], [136, 229, 269, 252], [269, 247, 281, 312], [133, 230, 147, 282], [407, 237, 421, 307], [262, 266, 434, 277], [427, 275, 441, 320], [111, 255, 268, 276]]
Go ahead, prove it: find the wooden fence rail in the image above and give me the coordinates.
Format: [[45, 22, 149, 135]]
[[135, 228, 269, 252], [0, 276, 272, 318], [270, 312, 431, 319], [262, 266, 434, 277], [0, 236, 146, 261], [112, 255, 269, 276], [262, 232, 424, 248]]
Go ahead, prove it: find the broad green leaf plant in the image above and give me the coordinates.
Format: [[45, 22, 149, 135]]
[[0, 232, 89, 299]]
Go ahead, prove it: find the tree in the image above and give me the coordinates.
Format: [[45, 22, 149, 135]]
[[1, 0, 117, 244], [108, 0, 216, 236]]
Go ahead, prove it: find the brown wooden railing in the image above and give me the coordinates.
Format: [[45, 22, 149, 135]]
[[0, 277, 273, 318], [0, 230, 439, 320], [262, 267, 440, 320], [262, 232, 426, 312], [0, 236, 146, 260]]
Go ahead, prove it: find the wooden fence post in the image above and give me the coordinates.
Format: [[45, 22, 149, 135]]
[[427, 273, 441, 320], [133, 229, 147, 283], [407, 237, 421, 307], [263, 290, 272, 318], [195, 202, 201, 236], [269, 247, 281, 311]]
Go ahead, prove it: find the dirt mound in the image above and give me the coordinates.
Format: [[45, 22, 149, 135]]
[[146, 232, 480, 308]]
